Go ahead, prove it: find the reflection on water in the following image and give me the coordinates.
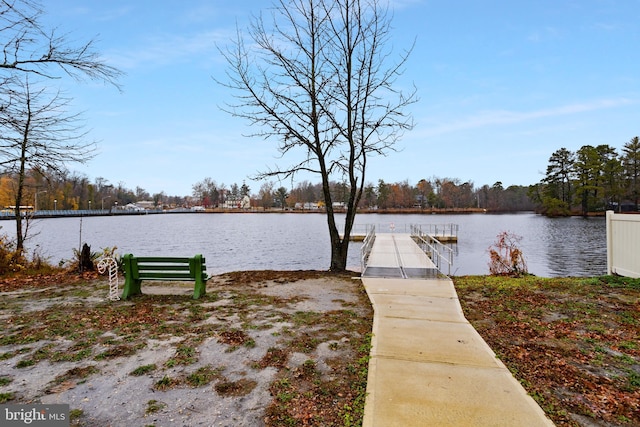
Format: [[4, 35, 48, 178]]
[[3, 212, 606, 277], [540, 217, 607, 277]]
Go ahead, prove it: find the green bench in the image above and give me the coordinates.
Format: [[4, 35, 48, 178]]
[[121, 254, 209, 300]]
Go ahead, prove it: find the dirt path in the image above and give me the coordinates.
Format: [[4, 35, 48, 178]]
[[0, 271, 372, 426]]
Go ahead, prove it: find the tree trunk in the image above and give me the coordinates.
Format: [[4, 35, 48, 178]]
[[15, 121, 30, 254], [330, 203, 357, 271], [330, 238, 349, 271], [325, 180, 359, 272]]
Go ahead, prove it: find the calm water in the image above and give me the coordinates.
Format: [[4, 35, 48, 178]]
[[1, 212, 606, 277]]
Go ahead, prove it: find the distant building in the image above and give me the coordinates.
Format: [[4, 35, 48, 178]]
[[295, 202, 320, 210], [136, 200, 156, 210], [124, 203, 145, 212], [241, 195, 251, 209]]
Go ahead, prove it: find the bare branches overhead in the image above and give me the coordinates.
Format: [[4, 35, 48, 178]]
[[0, 0, 123, 88]]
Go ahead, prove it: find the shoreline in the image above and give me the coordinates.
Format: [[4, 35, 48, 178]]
[[1, 207, 617, 220]]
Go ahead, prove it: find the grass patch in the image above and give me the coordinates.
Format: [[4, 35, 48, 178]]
[[214, 378, 257, 397], [145, 399, 167, 415], [454, 274, 640, 426], [154, 375, 179, 391], [0, 392, 15, 403], [172, 344, 197, 365], [69, 409, 83, 421], [94, 343, 142, 361], [185, 365, 224, 387], [15, 359, 36, 368], [0, 351, 14, 360], [626, 371, 640, 391], [50, 366, 99, 387], [130, 364, 157, 376]]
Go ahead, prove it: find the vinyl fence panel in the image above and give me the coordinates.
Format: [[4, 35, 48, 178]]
[[606, 210, 640, 278]]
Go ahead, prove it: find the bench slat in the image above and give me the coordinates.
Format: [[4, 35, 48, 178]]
[[137, 264, 192, 271], [134, 257, 192, 263], [138, 272, 195, 280]]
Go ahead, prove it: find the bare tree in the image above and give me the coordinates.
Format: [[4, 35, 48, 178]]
[[220, 0, 416, 271], [258, 180, 275, 209], [0, 0, 121, 255], [0, 77, 95, 252], [0, 0, 122, 86]]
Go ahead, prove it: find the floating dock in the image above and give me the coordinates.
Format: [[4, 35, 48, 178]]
[[347, 233, 457, 243]]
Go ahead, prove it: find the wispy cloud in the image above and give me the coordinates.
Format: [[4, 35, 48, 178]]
[[61, 5, 132, 22], [389, 0, 425, 9], [94, 6, 133, 22], [105, 30, 230, 70], [418, 98, 635, 137], [527, 26, 563, 43]]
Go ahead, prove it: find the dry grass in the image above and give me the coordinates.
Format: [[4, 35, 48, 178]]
[[455, 275, 640, 427]]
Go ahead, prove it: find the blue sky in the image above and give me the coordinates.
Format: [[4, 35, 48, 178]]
[[42, 0, 640, 197]]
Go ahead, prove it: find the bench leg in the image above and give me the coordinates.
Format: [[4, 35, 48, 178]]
[[122, 277, 142, 300], [193, 279, 206, 299], [191, 254, 207, 299], [121, 253, 143, 300]]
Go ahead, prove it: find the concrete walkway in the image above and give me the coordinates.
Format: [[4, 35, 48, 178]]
[[361, 234, 554, 426]]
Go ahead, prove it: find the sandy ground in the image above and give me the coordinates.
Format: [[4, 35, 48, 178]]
[[0, 271, 370, 426]]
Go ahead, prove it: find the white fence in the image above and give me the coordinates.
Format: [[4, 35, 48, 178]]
[[606, 211, 640, 278]]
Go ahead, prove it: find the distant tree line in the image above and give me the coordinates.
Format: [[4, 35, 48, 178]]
[[529, 137, 640, 216], [0, 170, 538, 213], [0, 168, 185, 211], [193, 176, 536, 211]]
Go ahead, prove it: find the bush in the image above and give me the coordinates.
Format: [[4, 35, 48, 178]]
[[0, 234, 27, 275], [0, 234, 55, 275], [488, 231, 528, 277]]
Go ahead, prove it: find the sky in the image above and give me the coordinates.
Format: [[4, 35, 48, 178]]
[[39, 0, 640, 197]]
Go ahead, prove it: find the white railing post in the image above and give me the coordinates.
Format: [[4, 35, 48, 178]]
[[361, 225, 376, 273]]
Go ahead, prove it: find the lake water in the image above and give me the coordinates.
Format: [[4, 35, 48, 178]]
[[1, 212, 607, 277]]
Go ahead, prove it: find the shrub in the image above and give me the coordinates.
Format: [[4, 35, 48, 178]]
[[488, 231, 528, 277], [0, 233, 54, 275]]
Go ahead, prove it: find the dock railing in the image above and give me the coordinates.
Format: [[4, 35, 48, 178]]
[[410, 224, 454, 276], [416, 223, 459, 240], [606, 210, 640, 278], [360, 225, 376, 272], [351, 222, 458, 236]]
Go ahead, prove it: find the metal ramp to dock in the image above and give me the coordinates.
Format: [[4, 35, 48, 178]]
[[362, 234, 440, 279], [361, 233, 554, 426]]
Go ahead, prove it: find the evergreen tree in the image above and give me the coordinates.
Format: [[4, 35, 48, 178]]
[[622, 136, 640, 209]]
